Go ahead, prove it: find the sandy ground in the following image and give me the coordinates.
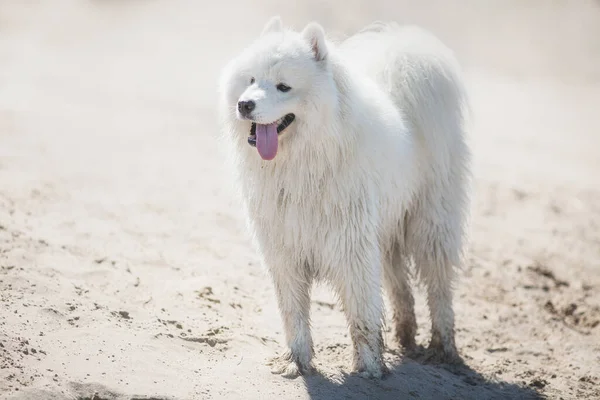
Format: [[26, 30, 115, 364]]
[[1, 1, 599, 399]]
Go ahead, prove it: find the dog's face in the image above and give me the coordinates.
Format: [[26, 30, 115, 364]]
[[219, 17, 333, 159]]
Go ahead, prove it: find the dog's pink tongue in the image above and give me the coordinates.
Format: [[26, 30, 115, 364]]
[[255, 123, 278, 160]]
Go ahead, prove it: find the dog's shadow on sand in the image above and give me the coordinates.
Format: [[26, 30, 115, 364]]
[[303, 350, 543, 400]]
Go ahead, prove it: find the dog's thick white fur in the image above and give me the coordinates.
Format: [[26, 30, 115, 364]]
[[218, 17, 470, 379]]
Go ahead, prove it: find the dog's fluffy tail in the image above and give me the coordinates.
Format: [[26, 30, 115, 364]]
[[342, 23, 470, 178]]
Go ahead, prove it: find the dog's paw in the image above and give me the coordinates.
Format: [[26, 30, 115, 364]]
[[266, 353, 314, 379], [271, 360, 303, 378], [354, 361, 390, 380], [420, 345, 462, 365]]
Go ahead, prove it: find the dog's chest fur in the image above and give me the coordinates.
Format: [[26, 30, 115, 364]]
[[237, 148, 391, 273]]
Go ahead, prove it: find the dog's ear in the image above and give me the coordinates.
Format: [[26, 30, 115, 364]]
[[261, 16, 283, 36], [301, 22, 328, 62]]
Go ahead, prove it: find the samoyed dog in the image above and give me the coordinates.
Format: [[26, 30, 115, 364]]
[[218, 16, 470, 379]]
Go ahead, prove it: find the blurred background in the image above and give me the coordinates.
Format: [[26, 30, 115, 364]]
[[1, 1, 599, 399]]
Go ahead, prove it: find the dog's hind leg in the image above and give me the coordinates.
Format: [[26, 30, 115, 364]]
[[383, 239, 417, 352], [266, 257, 315, 378], [407, 202, 462, 364], [421, 254, 459, 364]]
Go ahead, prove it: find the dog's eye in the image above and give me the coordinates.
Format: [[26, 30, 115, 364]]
[[250, 77, 255, 84], [276, 83, 291, 92]]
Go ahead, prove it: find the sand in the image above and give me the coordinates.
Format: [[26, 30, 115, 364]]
[[1, 1, 599, 399]]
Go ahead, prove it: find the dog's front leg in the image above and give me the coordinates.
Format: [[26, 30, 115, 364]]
[[266, 260, 314, 378], [334, 243, 389, 379]]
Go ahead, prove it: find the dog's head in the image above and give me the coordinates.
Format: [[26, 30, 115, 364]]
[[218, 17, 335, 160]]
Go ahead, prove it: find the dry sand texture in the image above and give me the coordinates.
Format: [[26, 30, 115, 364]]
[[1, 0, 599, 399]]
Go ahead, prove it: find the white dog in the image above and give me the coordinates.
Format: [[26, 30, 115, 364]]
[[218, 16, 470, 379]]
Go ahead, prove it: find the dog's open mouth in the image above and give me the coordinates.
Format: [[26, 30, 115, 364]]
[[248, 113, 295, 160]]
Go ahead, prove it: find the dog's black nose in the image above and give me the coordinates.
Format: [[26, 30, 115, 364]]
[[237, 100, 255, 117]]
